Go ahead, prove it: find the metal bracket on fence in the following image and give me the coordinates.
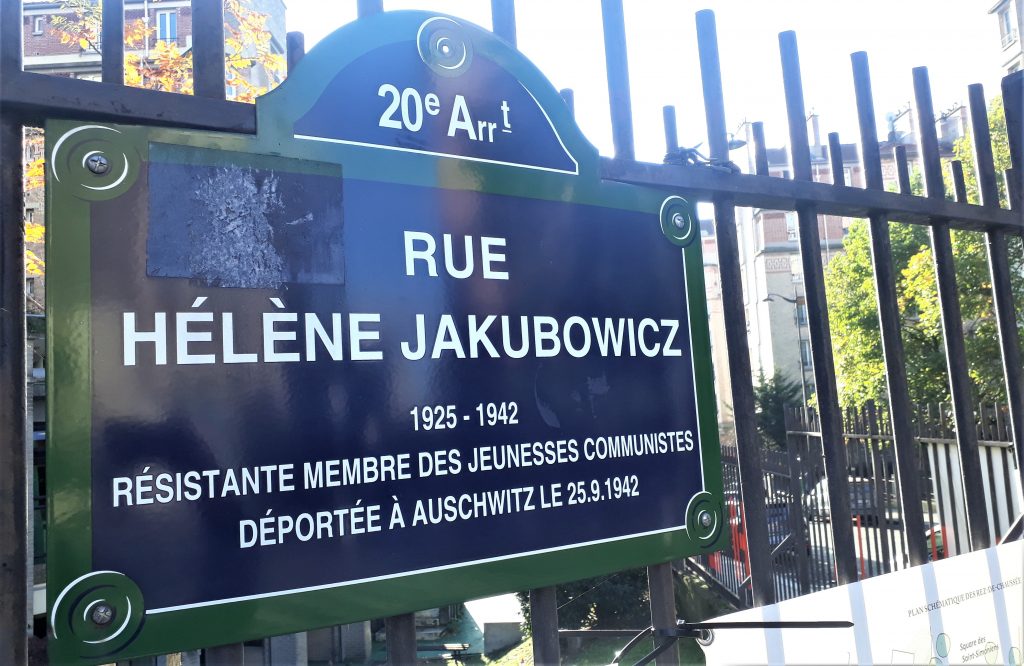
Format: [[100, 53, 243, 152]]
[[611, 619, 854, 666]]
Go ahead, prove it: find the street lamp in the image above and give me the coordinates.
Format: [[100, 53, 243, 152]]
[[763, 291, 809, 406]]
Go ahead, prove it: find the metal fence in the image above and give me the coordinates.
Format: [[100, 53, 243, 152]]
[[690, 403, 1024, 606], [2, 0, 1023, 663]]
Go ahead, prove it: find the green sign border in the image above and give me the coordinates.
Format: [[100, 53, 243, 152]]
[[46, 11, 725, 663]]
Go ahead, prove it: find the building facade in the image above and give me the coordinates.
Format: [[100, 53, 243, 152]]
[[22, 0, 285, 89], [731, 116, 857, 404], [990, 0, 1023, 74]]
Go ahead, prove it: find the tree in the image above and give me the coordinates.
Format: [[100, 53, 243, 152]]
[[753, 370, 802, 449], [825, 96, 1023, 408], [49, 0, 284, 101], [25, 0, 287, 278]]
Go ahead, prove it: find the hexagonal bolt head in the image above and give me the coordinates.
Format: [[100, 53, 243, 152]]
[[90, 603, 114, 626], [86, 154, 110, 175]]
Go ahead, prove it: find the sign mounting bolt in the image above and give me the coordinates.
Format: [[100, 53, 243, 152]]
[[698, 510, 713, 528], [86, 153, 110, 175], [91, 603, 114, 626]]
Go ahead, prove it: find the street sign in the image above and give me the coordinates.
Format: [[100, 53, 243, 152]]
[[45, 11, 724, 662]]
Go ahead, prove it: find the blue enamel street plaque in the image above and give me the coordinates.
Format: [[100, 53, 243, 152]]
[[45, 11, 725, 663]]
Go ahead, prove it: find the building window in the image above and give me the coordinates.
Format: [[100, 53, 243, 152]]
[[843, 166, 853, 186], [799, 339, 812, 368], [157, 10, 177, 42], [785, 211, 798, 241], [790, 256, 804, 282], [33, 16, 44, 35], [1000, 7, 1018, 48], [26, 277, 35, 296], [796, 303, 807, 326], [25, 208, 35, 223]]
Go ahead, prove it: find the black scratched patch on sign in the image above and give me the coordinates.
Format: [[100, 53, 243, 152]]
[[146, 154, 344, 288]]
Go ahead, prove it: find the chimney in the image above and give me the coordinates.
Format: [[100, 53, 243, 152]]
[[807, 112, 821, 148]]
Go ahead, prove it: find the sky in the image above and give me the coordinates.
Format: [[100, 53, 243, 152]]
[[285, 1, 1006, 164]]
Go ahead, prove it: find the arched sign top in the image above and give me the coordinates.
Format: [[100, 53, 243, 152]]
[[258, 11, 599, 177]]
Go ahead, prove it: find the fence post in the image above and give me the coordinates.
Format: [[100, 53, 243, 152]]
[[998, 72, 1024, 491], [357, 0, 384, 18], [851, 51, 928, 567], [0, 0, 28, 654], [530, 587, 560, 665], [913, 67, 991, 551], [490, 0, 517, 47], [286, 31, 306, 74], [1002, 72, 1023, 212], [647, 563, 678, 665], [205, 643, 245, 665], [600, 0, 634, 161], [101, 0, 124, 85], [385, 613, 416, 665], [779, 29, 858, 586], [0, 113, 28, 666], [695, 9, 775, 607], [192, 0, 226, 100]]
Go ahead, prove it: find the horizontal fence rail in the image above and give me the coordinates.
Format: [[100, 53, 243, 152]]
[[1, 0, 1023, 663]]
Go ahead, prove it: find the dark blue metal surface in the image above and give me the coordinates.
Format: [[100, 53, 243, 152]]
[[89, 172, 704, 611], [293, 39, 579, 174]]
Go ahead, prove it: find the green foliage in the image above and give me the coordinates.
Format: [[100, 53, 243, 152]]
[[753, 370, 802, 449], [944, 97, 1010, 207], [516, 569, 650, 631], [515, 568, 735, 631], [675, 570, 735, 621], [825, 96, 1023, 408]]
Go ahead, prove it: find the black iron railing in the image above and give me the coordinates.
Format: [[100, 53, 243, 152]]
[[1, 0, 1022, 663]]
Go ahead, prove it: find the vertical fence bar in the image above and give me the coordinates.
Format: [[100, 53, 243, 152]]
[[894, 146, 912, 194], [648, 563, 679, 665], [779, 30, 858, 586], [663, 105, 679, 155], [827, 132, 844, 185], [357, 0, 384, 17], [530, 587, 560, 665], [101, 0, 124, 84], [559, 88, 575, 118], [853, 47, 928, 569], [287, 31, 306, 74], [599, 0, 677, 630], [205, 643, 245, 665], [384, 613, 416, 666], [0, 115, 28, 666], [751, 121, 769, 176], [490, 0, 517, 47], [913, 66, 991, 551], [190, 3, 246, 655], [0, 0, 28, 660], [696, 8, 775, 606], [1002, 72, 1023, 211], [192, 0, 226, 100], [950, 161, 967, 202], [600, 0, 634, 160], [968, 83, 1024, 503]]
